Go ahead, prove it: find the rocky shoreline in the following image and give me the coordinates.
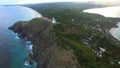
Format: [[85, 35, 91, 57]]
[[8, 18, 80, 68]]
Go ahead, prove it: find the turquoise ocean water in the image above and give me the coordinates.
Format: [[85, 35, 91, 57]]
[[0, 6, 41, 68]]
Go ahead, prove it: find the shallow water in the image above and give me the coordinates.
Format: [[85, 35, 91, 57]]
[[83, 6, 120, 18], [0, 6, 41, 68]]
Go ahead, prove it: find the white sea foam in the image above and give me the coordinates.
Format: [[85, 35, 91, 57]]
[[26, 41, 33, 51], [24, 61, 30, 66], [11, 32, 14, 34], [14, 33, 20, 39], [14, 33, 17, 35], [26, 41, 31, 44], [118, 62, 120, 64], [29, 44, 33, 50], [15, 36, 20, 39]]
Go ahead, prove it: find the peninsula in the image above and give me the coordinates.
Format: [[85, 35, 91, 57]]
[[9, 2, 120, 68]]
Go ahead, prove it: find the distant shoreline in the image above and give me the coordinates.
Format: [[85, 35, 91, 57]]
[[109, 22, 120, 41]]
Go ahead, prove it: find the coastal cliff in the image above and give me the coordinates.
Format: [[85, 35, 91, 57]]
[[9, 17, 120, 68], [9, 18, 80, 68]]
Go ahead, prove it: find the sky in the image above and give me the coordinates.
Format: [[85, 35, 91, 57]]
[[0, 0, 120, 5]]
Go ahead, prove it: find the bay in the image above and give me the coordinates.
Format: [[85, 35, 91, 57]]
[[83, 6, 120, 41]]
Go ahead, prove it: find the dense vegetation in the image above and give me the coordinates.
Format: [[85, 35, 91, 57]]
[[21, 2, 120, 68]]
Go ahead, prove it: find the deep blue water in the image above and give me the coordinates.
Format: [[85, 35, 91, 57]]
[[0, 6, 41, 68]]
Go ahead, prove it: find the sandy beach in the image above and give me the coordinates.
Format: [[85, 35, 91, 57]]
[[27, 7, 42, 18], [109, 27, 118, 35], [109, 27, 120, 41]]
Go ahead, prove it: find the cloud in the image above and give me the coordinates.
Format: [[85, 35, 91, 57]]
[[0, 0, 120, 5], [15, 0, 89, 4]]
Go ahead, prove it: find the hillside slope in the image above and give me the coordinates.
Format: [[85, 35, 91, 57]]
[[9, 16, 120, 68], [9, 18, 80, 68]]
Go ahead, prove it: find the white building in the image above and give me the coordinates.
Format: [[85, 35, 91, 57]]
[[52, 17, 56, 23], [98, 47, 106, 57], [99, 47, 106, 52]]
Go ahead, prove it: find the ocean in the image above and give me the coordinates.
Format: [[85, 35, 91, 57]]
[[0, 6, 41, 68]]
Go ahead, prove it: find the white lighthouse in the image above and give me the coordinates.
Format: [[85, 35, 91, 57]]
[[52, 17, 56, 23]]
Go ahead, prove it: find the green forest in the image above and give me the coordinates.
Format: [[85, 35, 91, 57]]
[[19, 2, 120, 68]]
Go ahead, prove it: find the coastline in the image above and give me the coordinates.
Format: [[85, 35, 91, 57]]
[[8, 17, 81, 68], [11, 7, 42, 68], [109, 22, 120, 41], [11, 32, 36, 67], [0, 5, 43, 68], [109, 27, 118, 36], [109, 27, 120, 40], [6, 6, 42, 68], [7, 4, 120, 68], [15, 7, 42, 67], [83, 6, 120, 18], [23, 6, 42, 18]]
